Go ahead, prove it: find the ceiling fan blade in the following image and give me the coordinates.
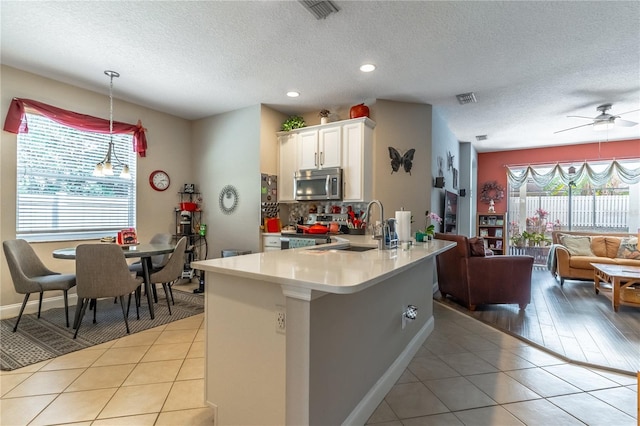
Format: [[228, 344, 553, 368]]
[[554, 123, 594, 134], [566, 115, 594, 120], [615, 118, 638, 127], [618, 108, 640, 116]]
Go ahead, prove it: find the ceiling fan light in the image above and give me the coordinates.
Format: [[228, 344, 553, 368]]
[[593, 120, 614, 131]]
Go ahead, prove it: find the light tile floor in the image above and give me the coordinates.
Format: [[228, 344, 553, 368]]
[[0, 302, 637, 425]]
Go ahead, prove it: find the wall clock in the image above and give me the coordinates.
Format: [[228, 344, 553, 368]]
[[149, 170, 170, 191]]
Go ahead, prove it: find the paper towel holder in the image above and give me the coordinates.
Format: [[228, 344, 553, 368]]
[[434, 176, 445, 188]]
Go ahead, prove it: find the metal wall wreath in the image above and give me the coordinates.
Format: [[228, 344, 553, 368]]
[[480, 181, 504, 204]]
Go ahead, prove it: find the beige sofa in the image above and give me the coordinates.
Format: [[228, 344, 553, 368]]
[[551, 231, 639, 285]]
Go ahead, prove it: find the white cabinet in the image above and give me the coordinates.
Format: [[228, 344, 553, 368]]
[[342, 118, 375, 202], [277, 133, 297, 202], [298, 126, 341, 170], [277, 117, 375, 202], [262, 234, 281, 252]]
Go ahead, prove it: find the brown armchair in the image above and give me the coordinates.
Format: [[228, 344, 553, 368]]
[[434, 233, 534, 311]]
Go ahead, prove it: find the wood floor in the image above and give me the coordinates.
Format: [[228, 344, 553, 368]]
[[436, 268, 640, 374]]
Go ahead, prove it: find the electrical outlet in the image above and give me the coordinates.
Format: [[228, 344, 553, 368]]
[[276, 310, 286, 333]]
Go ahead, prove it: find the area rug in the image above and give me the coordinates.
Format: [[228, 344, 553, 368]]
[[0, 290, 203, 371]]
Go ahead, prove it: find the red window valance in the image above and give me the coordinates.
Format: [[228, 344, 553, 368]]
[[3, 98, 147, 157]]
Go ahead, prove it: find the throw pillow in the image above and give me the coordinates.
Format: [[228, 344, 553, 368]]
[[561, 235, 594, 256], [616, 237, 639, 260], [590, 236, 607, 257], [469, 237, 486, 257]]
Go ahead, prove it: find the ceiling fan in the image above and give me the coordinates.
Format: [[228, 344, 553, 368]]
[[554, 103, 639, 134]]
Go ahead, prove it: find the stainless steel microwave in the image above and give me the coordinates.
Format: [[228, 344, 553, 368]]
[[294, 168, 343, 201]]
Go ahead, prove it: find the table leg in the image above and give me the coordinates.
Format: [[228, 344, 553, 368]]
[[612, 277, 620, 312], [594, 271, 600, 294], [142, 256, 155, 319]]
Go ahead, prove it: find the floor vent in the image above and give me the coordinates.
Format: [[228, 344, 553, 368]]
[[299, 0, 340, 20]]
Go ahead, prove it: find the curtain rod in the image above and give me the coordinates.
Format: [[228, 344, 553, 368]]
[[503, 155, 639, 168]]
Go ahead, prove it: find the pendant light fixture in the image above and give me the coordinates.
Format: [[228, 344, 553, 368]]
[[93, 70, 130, 178]]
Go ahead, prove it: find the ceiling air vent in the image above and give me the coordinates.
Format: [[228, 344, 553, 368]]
[[475, 135, 488, 141], [456, 92, 477, 105], [299, 0, 340, 20]]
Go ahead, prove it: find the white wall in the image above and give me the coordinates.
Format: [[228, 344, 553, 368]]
[[431, 108, 464, 234], [191, 106, 262, 258], [370, 100, 432, 235], [0, 65, 191, 311]]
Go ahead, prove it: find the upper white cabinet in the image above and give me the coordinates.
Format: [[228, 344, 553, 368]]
[[298, 125, 342, 170], [342, 118, 375, 202], [277, 132, 297, 202], [277, 117, 375, 202]]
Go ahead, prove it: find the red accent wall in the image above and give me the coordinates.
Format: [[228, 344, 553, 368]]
[[477, 139, 640, 214]]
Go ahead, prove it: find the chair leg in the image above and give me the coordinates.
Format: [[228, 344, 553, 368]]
[[37, 292, 44, 318], [152, 284, 158, 303], [162, 283, 172, 315], [13, 293, 31, 332], [63, 290, 70, 328], [119, 296, 131, 334], [168, 283, 175, 305], [72, 297, 84, 329], [73, 298, 90, 339], [93, 298, 98, 324]]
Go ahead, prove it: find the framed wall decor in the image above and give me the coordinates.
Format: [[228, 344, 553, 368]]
[[453, 168, 458, 189]]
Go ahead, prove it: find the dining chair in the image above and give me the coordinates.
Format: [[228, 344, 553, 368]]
[[128, 232, 173, 274], [149, 236, 188, 313], [3, 239, 77, 332], [73, 243, 144, 339]]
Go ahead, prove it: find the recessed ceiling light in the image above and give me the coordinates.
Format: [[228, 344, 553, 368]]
[[287, 91, 300, 98], [360, 64, 376, 73]]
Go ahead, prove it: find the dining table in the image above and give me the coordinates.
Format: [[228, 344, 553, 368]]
[[52, 242, 176, 320]]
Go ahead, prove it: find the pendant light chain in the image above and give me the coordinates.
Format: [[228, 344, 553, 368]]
[[94, 70, 130, 178]]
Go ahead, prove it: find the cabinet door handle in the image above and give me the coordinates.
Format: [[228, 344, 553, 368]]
[[314, 152, 318, 167], [320, 151, 324, 166]]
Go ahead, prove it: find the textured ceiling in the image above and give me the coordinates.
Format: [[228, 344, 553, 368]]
[[1, 1, 639, 153]]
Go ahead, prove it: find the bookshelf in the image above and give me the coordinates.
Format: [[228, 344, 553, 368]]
[[477, 213, 506, 254]]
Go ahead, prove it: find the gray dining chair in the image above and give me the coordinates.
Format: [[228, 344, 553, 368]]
[[3, 239, 77, 332], [73, 243, 144, 339], [149, 236, 188, 313], [128, 232, 173, 274]]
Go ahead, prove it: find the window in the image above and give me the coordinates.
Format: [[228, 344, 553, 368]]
[[506, 160, 640, 249], [17, 112, 136, 242]]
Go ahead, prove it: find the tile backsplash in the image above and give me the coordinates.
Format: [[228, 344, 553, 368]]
[[282, 202, 369, 225]]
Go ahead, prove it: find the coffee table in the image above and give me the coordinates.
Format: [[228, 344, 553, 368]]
[[592, 263, 640, 312]]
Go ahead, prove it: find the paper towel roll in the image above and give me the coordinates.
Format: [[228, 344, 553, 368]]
[[395, 210, 412, 242]]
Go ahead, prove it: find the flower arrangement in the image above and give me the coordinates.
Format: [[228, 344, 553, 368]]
[[424, 211, 443, 237]]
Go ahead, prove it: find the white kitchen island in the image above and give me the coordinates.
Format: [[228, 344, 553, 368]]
[[192, 236, 455, 426]]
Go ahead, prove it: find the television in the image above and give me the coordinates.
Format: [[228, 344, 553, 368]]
[[443, 190, 458, 234]]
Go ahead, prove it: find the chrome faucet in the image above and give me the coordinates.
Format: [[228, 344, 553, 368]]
[[365, 200, 397, 250]]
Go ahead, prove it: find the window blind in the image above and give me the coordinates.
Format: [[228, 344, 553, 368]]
[[16, 113, 136, 242]]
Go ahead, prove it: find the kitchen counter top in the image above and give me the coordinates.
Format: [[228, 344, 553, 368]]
[[192, 235, 455, 295]]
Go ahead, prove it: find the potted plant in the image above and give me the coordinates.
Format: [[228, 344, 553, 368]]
[[417, 211, 442, 242], [281, 115, 305, 131], [510, 232, 523, 247], [319, 109, 330, 125], [522, 231, 534, 246]]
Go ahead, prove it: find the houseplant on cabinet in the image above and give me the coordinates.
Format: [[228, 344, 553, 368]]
[[319, 109, 331, 125]]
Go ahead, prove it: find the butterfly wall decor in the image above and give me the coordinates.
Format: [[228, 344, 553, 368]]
[[388, 147, 416, 175]]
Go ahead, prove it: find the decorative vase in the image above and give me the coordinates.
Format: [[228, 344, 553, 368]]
[[320, 117, 328, 125], [349, 103, 370, 119], [415, 232, 425, 242]]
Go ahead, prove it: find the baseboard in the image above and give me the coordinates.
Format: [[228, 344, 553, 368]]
[[0, 293, 79, 320], [342, 315, 435, 425]]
